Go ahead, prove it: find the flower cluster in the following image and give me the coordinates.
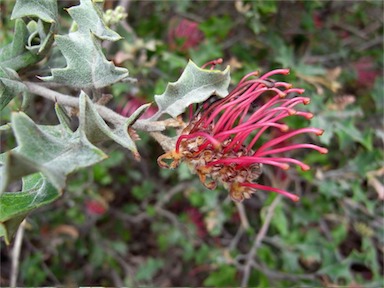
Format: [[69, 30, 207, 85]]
[[168, 18, 204, 52], [158, 62, 328, 202]]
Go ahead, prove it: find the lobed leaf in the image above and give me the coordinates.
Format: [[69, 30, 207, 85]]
[[67, 0, 121, 41], [11, 0, 58, 23], [151, 60, 230, 119], [0, 111, 107, 193], [79, 92, 149, 160], [41, 32, 129, 88]]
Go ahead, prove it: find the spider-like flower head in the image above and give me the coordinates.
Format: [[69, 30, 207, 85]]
[[158, 60, 328, 202]]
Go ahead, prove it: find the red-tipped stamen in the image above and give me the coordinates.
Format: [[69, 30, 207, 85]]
[[257, 128, 325, 153], [240, 182, 300, 202], [208, 157, 290, 170], [201, 58, 223, 69], [295, 111, 314, 119], [254, 143, 328, 157]]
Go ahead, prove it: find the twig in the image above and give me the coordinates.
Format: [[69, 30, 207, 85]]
[[235, 202, 250, 230], [240, 195, 282, 287], [110, 270, 125, 287], [155, 181, 191, 208], [229, 225, 245, 251], [149, 131, 176, 152], [356, 36, 382, 52], [10, 220, 26, 288], [251, 260, 317, 282], [23, 81, 169, 132]]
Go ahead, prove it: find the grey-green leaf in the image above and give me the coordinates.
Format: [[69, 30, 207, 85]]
[[40, 32, 129, 88], [151, 60, 230, 119], [11, 0, 58, 23], [67, 0, 121, 41], [79, 92, 148, 159], [1, 111, 107, 192]]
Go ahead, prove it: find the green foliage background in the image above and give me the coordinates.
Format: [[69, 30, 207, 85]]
[[1, 0, 383, 287]]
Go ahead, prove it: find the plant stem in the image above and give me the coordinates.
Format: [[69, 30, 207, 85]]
[[23, 81, 168, 132], [10, 220, 26, 288], [240, 195, 281, 287]]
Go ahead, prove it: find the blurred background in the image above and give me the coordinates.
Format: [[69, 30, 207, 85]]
[[1, 0, 383, 286]]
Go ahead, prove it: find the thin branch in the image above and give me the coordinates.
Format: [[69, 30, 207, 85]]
[[240, 195, 282, 287], [251, 260, 317, 282], [228, 225, 245, 251], [10, 220, 26, 288], [235, 202, 250, 230], [149, 131, 176, 152], [25, 81, 79, 107], [23, 81, 169, 132], [155, 181, 191, 208]]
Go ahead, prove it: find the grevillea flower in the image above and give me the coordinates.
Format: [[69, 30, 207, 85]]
[[168, 18, 204, 52], [158, 60, 328, 202]]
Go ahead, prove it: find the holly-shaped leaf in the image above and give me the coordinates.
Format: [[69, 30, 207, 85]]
[[151, 60, 230, 119], [41, 32, 129, 88], [40, 0, 128, 88], [79, 92, 150, 160], [67, 0, 121, 41], [11, 0, 58, 23], [0, 110, 107, 193], [0, 173, 61, 245]]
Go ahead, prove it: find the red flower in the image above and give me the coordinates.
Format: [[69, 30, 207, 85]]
[[117, 96, 157, 119], [85, 199, 107, 216], [168, 18, 204, 52], [158, 60, 328, 202]]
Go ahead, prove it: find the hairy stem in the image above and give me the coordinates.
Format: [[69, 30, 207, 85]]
[[24, 81, 167, 132]]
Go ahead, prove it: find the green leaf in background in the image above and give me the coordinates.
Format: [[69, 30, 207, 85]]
[[11, 0, 58, 23], [0, 67, 27, 111], [371, 78, 384, 113], [203, 265, 237, 287], [0, 111, 107, 192], [335, 120, 373, 150], [41, 32, 129, 88], [270, 202, 289, 236], [67, 0, 121, 41], [0, 173, 61, 244], [135, 258, 164, 281], [79, 92, 149, 160], [151, 60, 230, 119]]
